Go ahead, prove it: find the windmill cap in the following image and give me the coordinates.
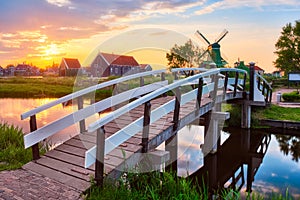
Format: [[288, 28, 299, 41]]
[[211, 43, 220, 48]]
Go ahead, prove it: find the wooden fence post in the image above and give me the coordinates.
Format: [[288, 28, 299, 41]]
[[95, 126, 105, 187], [30, 115, 40, 160], [142, 101, 151, 153]]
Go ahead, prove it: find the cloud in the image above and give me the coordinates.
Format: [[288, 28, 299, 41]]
[[46, 0, 71, 7], [194, 0, 300, 15]]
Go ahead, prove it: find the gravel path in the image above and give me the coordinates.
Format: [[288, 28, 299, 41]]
[[0, 169, 84, 200]]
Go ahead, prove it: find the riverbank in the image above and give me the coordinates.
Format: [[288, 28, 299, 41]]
[[0, 77, 75, 98]]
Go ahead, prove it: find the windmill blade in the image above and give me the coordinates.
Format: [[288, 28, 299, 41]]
[[215, 29, 228, 43], [195, 30, 210, 45], [198, 49, 210, 60]]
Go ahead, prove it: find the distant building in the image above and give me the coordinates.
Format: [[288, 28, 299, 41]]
[[0, 66, 3, 76], [6, 65, 15, 76], [15, 64, 31, 76], [139, 64, 152, 72], [235, 60, 264, 75], [90, 52, 141, 77], [272, 70, 284, 78], [59, 58, 81, 76]]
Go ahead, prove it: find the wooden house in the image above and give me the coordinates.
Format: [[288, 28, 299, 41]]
[[139, 64, 152, 72], [59, 58, 81, 76], [90, 52, 141, 77]]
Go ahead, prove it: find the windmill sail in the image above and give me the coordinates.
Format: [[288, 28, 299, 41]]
[[195, 29, 228, 68]]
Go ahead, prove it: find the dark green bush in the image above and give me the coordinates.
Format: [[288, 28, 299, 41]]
[[282, 91, 300, 102]]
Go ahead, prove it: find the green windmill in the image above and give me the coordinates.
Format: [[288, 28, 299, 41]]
[[196, 29, 228, 68]]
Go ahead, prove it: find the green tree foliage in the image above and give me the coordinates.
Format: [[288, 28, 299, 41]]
[[274, 20, 300, 74], [166, 39, 205, 71]]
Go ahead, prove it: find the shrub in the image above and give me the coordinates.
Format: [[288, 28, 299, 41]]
[[282, 91, 300, 102]]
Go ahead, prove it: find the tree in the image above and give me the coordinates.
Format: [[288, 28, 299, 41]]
[[166, 39, 205, 74], [274, 20, 300, 74]]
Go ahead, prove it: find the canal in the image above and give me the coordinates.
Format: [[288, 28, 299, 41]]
[[0, 98, 300, 198]]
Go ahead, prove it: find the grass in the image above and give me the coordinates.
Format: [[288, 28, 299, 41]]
[[85, 172, 209, 200], [85, 171, 294, 200], [0, 77, 75, 98], [0, 74, 171, 99], [253, 104, 300, 122], [0, 122, 32, 170]]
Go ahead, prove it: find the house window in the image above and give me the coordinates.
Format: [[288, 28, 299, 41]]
[[115, 67, 118, 74]]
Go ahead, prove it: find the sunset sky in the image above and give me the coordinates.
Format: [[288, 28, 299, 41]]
[[0, 0, 300, 72]]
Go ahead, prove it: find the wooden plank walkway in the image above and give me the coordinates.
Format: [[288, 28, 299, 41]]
[[23, 91, 243, 192]]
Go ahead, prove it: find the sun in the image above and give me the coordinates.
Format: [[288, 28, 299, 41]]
[[45, 44, 60, 56]]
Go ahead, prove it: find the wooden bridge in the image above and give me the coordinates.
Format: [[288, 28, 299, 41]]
[[21, 67, 272, 192]]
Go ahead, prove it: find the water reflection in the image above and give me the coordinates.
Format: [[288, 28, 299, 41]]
[[276, 135, 300, 162], [175, 126, 300, 198], [188, 128, 270, 194], [0, 98, 78, 147]]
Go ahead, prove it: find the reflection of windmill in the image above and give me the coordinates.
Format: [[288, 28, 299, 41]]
[[196, 29, 228, 67]]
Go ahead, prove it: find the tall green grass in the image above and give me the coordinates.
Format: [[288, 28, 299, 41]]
[[0, 123, 32, 170], [85, 172, 208, 200]]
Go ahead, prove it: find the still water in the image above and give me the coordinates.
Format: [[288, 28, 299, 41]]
[[0, 98, 84, 146], [1, 98, 300, 197]]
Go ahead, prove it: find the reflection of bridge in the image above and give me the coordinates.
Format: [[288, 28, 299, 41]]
[[21, 67, 272, 191], [189, 128, 271, 195]]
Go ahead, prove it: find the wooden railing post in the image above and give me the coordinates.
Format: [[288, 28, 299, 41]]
[[173, 71, 178, 81], [161, 72, 165, 82], [211, 74, 219, 107], [268, 89, 272, 103], [243, 73, 247, 92], [196, 77, 203, 109], [223, 72, 229, 100], [142, 101, 151, 153], [95, 126, 105, 187], [140, 77, 144, 87], [30, 115, 40, 160], [257, 76, 261, 90], [262, 81, 266, 95], [173, 87, 181, 131], [77, 96, 86, 133], [249, 64, 255, 101], [161, 72, 167, 97], [233, 72, 239, 97]]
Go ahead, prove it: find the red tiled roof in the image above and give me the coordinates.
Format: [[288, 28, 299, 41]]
[[101, 52, 139, 66], [63, 58, 81, 69], [246, 65, 264, 71], [16, 64, 30, 70]]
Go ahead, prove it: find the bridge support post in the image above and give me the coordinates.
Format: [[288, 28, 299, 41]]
[[202, 112, 230, 154], [165, 134, 178, 172], [241, 103, 251, 129], [95, 126, 105, 187]]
